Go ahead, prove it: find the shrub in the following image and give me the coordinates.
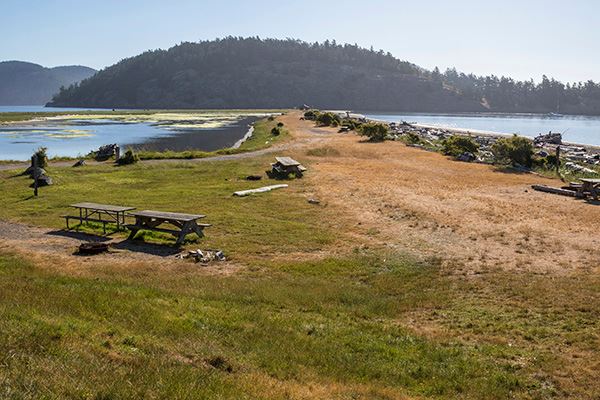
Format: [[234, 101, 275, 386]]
[[341, 119, 361, 131], [358, 122, 389, 142], [442, 135, 479, 157], [403, 131, 423, 145], [117, 149, 139, 165], [316, 112, 341, 127], [303, 110, 320, 120], [491, 135, 533, 167], [277, 122, 284, 127], [267, 116, 275, 121], [271, 127, 281, 136], [32, 147, 48, 168]]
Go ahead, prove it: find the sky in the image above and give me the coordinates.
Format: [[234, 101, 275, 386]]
[[2, 0, 599, 83]]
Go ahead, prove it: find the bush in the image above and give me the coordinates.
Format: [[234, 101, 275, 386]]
[[267, 116, 275, 121], [117, 149, 139, 165], [277, 122, 284, 127], [316, 112, 341, 127], [303, 110, 320, 120], [358, 122, 389, 142], [271, 127, 281, 136], [442, 135, 479, 157], [403, 131, 423, 145], [491, 135, 533, 167], [32, 147, 48, 168], [341, 119, 361, 131]]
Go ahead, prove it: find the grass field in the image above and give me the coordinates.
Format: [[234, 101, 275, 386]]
[[1, 113, 599, 398], [0, 250, 569, 400], [0, 155, 319, 257]]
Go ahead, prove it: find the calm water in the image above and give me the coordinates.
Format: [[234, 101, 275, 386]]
[[0, 114, 257, 161], [365, 113, 600, 146]]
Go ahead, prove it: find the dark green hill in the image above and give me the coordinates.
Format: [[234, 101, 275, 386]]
[[47, 37, 484, 112], [0, 61, 96, 105]]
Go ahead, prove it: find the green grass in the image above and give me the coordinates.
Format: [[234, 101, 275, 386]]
[[0, 156, 326, 256], [0, 251, 554, 399]]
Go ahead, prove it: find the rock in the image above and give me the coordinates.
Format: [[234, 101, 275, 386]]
[[23, 166, 46, 177], [246, 175, 262, 181], [30, 175, 53, 187], [178, 249, 226, 263], [73, 159, 86, 167], [308, 198, 320, 204], [456, 152, 476, 162]]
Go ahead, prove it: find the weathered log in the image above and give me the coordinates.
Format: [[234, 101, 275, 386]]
[[233, 184, 288, 197], [531, 184, 576, 197]]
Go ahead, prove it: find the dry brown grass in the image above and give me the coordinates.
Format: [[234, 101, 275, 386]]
[[280, 112, 600, 275]]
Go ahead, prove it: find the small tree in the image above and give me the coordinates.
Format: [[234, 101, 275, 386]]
[[442, 135, 479, 157], [32, 147, 48, 168], [359, 122, 389, 142], [491, 135, 533, 167]]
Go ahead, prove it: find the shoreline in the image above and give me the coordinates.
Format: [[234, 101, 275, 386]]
[[366, 117, 600, 152], [232, 125, 255, 149]]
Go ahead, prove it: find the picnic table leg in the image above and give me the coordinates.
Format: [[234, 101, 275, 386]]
[[127, 217, 141, 240], [175, 221, 193, 246], [191, 222, 205, 238]]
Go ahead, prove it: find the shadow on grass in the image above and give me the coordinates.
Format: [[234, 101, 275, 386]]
[[492, 165, 532, 174], [47, 229, 111, 242], [111, 240, 181, 257]]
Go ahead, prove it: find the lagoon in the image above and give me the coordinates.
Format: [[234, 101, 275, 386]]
[[0, 111, 263, 160]]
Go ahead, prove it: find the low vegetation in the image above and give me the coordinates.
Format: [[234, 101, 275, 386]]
[[441, 135, 479, 157], [491, 135, 534, 167], [358, 122, 389, 142]]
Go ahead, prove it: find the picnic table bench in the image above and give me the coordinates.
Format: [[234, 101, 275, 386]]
[[64, 202, 135, 233], [577, 179, 600, 200], [126, 210, 211, 246], [269, 156, 307, 178]]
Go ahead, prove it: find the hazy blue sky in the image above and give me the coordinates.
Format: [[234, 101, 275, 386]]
[[2, 0, 598, 82]]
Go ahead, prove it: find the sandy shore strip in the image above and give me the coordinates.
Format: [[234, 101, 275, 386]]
[[365, 116, 600, 152]]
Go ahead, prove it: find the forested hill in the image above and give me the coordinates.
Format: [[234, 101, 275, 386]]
[[0, 61, 96, 105], [46, 38, 483, 111], [47, 37, 600, 114], [439, 68, 600, 115]]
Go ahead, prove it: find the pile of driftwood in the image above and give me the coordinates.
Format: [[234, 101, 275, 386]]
[[177, 249, 226, 264], [534, 132, 562, 145]]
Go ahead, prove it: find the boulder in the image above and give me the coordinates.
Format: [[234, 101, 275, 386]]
[[457, 152, 476, 162], [30, 175, 53, 187], [23, 166, 46, 177]]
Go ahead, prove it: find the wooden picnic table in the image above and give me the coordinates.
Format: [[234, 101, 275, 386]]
[[270, 156, 307, 178], [578, 179, 600, 200], [65, 202, 135, 233], [126, 210, 210, 246]]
